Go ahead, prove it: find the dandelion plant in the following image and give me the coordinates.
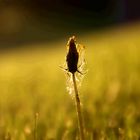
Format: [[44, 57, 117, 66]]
[[63, 36, 86, 140]]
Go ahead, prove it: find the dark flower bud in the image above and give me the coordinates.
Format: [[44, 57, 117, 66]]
[[66, 36, 79, 74]]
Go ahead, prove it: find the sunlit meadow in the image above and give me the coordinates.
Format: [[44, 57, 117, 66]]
[[0, 23, 140, 140]]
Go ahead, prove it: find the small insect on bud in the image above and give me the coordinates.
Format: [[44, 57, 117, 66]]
[[66, 36, 79, 74]]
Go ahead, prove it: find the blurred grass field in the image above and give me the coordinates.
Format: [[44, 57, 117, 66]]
[[0, 23, 140, 140]]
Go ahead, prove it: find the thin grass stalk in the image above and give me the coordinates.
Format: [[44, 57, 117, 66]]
[[34, 113, 38, 140], [72, 73, 85, 140]]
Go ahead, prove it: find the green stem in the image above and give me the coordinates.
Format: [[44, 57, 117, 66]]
[[72, 73, 85, 140]]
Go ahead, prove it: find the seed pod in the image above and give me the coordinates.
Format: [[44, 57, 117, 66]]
[[66, 36, 79, 74]]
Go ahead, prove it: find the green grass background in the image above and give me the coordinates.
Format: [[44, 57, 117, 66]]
[[0, 23, 140, 140]]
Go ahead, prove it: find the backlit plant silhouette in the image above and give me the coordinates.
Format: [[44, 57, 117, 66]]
[[63, 36, 86, 140]]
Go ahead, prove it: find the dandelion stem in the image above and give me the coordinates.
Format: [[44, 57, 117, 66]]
[[72, 73, 85, 140]]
